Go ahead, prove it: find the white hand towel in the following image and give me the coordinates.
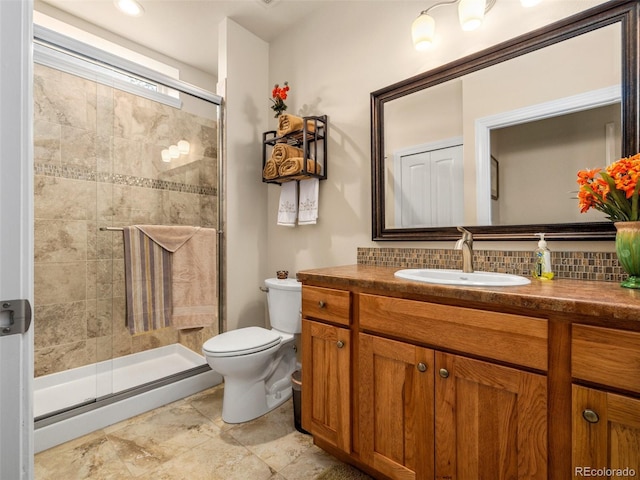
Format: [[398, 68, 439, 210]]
[[277, 181, 298, 227], [298, 178, 319, 225]]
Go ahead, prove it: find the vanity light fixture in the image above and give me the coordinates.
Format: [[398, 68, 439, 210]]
[[161, 140, 190, 163], [412, 0, 497, 51], [177, 140, 190, 155], [169, 145, 180, 158], [114, 0, 145, 17]]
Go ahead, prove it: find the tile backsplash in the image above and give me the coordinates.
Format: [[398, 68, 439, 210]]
[[357, 247, 625, 282]]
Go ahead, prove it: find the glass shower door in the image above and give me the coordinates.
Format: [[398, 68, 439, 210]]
[[33, 34, 221, 420]]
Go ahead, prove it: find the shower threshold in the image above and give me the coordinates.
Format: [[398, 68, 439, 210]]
[[34, 343, 221, 453], [34, 343, 207, 419]]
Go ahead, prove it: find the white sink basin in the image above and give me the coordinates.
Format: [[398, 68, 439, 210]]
[[394, 268, 531, 287]]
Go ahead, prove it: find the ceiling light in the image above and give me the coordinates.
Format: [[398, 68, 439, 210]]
[[521, 0, 541, 6], [114, 0, 145, 17]]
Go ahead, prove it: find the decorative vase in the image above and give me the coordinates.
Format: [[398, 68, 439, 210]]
[[614, 221, 640, 288]]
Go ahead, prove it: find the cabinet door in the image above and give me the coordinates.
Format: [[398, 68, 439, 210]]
[[573, 385, 640, 478], [435, 352, 547, 480], [359, 333, 434, 480], [301, 319, 351, 453]]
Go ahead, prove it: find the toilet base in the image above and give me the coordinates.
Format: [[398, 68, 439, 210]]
[[220, 346, 297, 424], [221, 379, 293, 424]]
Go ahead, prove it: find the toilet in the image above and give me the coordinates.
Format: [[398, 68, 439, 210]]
[[202, 277, 301, 423]]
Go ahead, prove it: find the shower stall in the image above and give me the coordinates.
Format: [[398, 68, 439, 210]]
[[32, 26, 223, 452]]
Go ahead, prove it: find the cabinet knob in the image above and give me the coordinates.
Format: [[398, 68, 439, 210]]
[[417, 362, 427, 372], [439, 368, 450, 378], [582, 409, 600, 424], [336, 340, 345, 349], [318, 300, 326, 309]]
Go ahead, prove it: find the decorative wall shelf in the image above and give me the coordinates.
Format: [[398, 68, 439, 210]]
[[262, 115, 327, 184]]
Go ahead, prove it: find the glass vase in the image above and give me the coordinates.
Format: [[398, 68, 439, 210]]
[[614, 221, 640, 288]]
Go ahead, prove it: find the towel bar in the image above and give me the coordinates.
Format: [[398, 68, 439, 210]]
[[99, 226, 224, 234]]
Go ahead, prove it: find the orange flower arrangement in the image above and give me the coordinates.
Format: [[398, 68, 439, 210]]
[[270, 81, 289, 118], [577, 153, 640, 221]]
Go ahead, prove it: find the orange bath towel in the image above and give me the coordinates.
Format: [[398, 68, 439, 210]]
[[272, 143, 303, 165], [263, 159, 279, 180], [278, 157, 322, 176], [277, 114, 316, 136]]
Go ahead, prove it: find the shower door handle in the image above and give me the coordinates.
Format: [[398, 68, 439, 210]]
[[0, 299, 31, 336]]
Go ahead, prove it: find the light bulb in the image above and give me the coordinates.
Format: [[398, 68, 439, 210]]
[[177, 140, 190, 155], [161, 149, 171, 163], [412, 13, 436, 51], [169, 145, 180, 158], [459, 0, 486, 31]]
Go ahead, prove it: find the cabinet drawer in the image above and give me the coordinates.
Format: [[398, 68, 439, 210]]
[[359, 294, 548, 371], [302, 286, 351, 326], [572, 324, 640, 394]]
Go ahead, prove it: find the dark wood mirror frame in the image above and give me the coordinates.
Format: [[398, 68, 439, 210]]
[[371, 0, 639, 241]]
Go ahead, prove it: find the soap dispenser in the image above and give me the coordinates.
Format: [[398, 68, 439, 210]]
[[533, 233, 554, 280]]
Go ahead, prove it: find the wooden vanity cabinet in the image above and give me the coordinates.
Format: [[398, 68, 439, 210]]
[[435, 352, 547, 480], [572, 385, 640, 477], [300, 283, 552, 479], [299, 267, 640, 480], [301, 286, 352, 454], [357, 293, 548, 480], [572, 325, 640, 478], [359, 334, 435, 479]]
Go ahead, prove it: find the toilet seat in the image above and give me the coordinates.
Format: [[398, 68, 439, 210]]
[[203, 326, 282, 357]]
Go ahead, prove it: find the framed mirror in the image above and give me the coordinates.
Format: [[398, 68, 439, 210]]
[[371, 0, 639, 241]]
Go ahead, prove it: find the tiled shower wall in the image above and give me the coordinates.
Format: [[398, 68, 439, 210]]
[[33, 63, 219, 377]]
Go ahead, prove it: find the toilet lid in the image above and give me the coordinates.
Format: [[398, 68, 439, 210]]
[[203, 326, 282, 357]]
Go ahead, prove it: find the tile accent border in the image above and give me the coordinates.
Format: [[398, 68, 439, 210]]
[[34, 163, 216, 196], [357, 247, 625, 283]]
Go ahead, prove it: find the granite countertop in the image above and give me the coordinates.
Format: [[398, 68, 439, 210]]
[[297, 264, 640, 330]]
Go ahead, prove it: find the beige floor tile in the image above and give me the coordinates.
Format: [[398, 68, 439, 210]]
[[35, 385, 360, 480], [185, 383, 234, 431], [136, 432, 275, 480], [226, 398, 314, 471], [106, 402, 220, 476], [34, 431, 131, 480], [277, 444, 343, 480]]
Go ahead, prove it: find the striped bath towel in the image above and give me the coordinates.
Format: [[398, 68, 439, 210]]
[[136, 225, 217, 330], [123, 226, 172, 334]]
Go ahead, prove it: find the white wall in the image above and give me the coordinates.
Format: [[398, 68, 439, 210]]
[[265, 0, 614, 279], [218, 18, 270, 331]]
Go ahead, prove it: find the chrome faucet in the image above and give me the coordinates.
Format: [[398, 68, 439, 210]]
[[455, 226, 474, 273]]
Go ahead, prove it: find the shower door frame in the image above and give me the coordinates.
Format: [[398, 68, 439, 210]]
[[32, 25, 225, 424], [0, 0, 34, 478]]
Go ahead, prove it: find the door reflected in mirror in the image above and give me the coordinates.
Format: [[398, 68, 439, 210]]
[[382, 22, 621, 230]]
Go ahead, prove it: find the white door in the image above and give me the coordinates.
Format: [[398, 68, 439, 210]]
[[0, 0, 34, 479], [395, 145, 464, 228]]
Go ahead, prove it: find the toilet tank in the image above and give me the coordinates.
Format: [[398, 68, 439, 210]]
[[265, 278, 302, 334]]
